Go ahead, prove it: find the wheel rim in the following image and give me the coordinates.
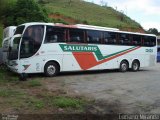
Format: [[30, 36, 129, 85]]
[[133, 63, 138, 70], [47, 65, 56, 75], [121, 63, 127, 71]]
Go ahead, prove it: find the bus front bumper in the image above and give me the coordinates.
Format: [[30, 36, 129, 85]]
[[7, 60, 20, 74]]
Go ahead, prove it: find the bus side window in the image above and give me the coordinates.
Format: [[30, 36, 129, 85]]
[[132, 35, 141, 46], [149, 36, 156, 47], [45, 26, 65, 43], [142, 36, 156, 47], [87, 30, 101, 44], [69, 28, 84, 43], [104, 32, 110, 44], [104, 32, 116, 44], [119, 33, 131, 45]]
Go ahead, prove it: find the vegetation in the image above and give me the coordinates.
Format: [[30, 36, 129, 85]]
[[42, 0, 143, 31], [0, 67, 88, 113], [1, 0, 49, 27], [147, 28, 160, 35], [27, 80, 42, 87], [52, 96, 84, 108], [0, 0, 147, 46], [0, 0, 49, 46]]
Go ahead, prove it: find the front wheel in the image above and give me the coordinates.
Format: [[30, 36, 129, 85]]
[[119, 61, 129, 72], [44, 62, 59, 77], [131, 60, 140, 72]]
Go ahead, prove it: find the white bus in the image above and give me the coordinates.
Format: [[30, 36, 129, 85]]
[[2, 26, 16, 64], [7, 22, 157, 78]]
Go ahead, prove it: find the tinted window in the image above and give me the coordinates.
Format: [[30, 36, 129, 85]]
[[87, 30, 101, 44], [14, 25, 25, 35], [132, 35, 141, 46], [45, 26, 65, 43], [104, 32, 117, 44], [20, 25, 44, 58], [69, 29, 84, 42], [150, 36, 156, 47], [119, 33, 131, 45], [8, 37, 21, 60], [143, 36, 156, 47]]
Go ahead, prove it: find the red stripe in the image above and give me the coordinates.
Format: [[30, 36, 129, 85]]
[[73, 46, 141, 70]]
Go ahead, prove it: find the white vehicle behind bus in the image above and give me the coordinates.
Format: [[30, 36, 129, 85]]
[[2, 26, 16, 64], [7, 22, 157, 79]]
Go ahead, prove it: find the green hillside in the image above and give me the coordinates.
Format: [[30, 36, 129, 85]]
[[44, 0, 143, 32], [0, 0, 144, 47]]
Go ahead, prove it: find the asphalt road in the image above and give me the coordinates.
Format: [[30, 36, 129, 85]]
[[45, 63, 160, 114]]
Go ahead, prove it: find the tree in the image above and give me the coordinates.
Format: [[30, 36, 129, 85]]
[[3, 0, 49, 26], [147, 28, 159, 35]]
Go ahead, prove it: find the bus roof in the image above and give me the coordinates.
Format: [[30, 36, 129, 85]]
[[19, 22, 156, 37]]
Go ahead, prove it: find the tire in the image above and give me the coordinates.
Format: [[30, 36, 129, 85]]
[[119, 61, 129, 72], [131, 60, 140, 72], [44, 62, 59, 77], [19, 73, 28, 81]]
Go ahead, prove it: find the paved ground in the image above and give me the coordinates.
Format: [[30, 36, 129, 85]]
[[45, 63, 160, 114]]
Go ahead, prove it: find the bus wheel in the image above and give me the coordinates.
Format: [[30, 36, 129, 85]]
[[131, 60, 140, 72], [19, 73, 28, 81], [44, 62, 59, 77], [119, 60, 129, 72]]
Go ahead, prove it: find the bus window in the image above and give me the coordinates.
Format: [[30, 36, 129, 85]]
[[142, 36, 156, 47], [20, 25, 44, 58], [69, 29, 84, 43], [45, 26, 65, 43], [119, 33, 131, 45], [104, 32, 117, 44], [14, 25, 25, 35], [132, 35, 141, 46], [149, 36, 156, 47], [104, 32, 110, 44], [143, 36, 150, 46], [87, 30, 101, 44]]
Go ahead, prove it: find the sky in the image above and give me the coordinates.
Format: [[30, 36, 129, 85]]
[[84, 0, 160, 31]]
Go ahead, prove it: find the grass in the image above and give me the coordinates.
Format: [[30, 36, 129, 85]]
[[0, 88, 24, 97], [44, 0, 142, 31], [0, 66, 90, 113], [27, 80, 42, 87], [52, 96, 84, 108], [0, 68, 19, 83], [27, 97, 45, 109]]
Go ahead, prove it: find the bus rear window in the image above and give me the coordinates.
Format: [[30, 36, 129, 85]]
[[14, 25, 25, 35]]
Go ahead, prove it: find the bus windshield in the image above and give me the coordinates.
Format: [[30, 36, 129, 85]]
[[20, 25, 44, 58], [8, 37, 21, 60]]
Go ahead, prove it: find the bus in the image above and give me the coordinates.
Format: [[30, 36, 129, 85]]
[[157, 46, 160, 62], [7, 22, 157, 78], [2, 26, 16, 64]]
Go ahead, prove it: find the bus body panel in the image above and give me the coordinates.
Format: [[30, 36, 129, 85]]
[[6, 22, 157, 75], [12, 43, 156, 74], [2, 26, 16, 64], [8, 44, 157, 74]]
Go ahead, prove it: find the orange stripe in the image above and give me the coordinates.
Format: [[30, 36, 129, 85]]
[[73, 46, 141, 70]]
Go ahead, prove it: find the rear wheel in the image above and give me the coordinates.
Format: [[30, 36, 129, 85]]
[[131, 60, 140, 72], [119, 61, 129, 72], [44, 62, 59, 77]]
